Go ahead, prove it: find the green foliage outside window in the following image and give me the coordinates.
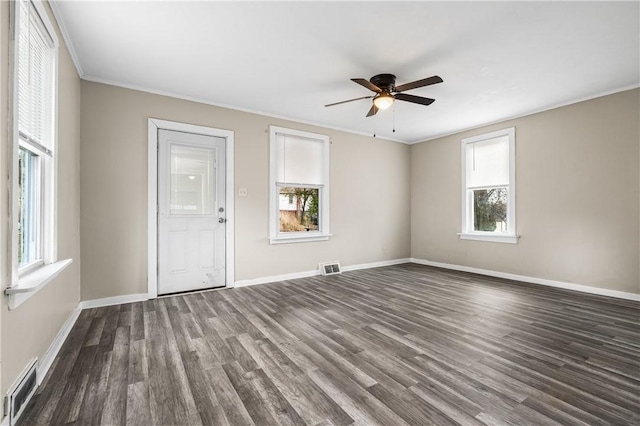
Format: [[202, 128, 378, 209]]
[[473, 188, 507, 232]]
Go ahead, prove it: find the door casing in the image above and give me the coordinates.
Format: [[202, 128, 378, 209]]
[[148, 118, 235, 298]]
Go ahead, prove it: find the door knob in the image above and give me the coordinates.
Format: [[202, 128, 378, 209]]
[[218, 217, 227, 223]]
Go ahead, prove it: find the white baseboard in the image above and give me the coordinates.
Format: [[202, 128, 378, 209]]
[[79, 292, 149, 309], [410, 258, 640, 301], [342, 258, 411, 272], [234, 269, 320, 288], [234, 258, 411, 288], [37, 304, 82, 385]]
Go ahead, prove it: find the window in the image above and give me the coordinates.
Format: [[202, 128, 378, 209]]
[[6, 0, 71, 308], [14, 0, 56, 274], [460, 127, 518, 244], [269, 126, 330, 244]]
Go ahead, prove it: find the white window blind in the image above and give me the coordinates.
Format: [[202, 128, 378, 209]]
[[275, 134, 324, 185], [465, 135, 509, 188], [17, 0, 55, 151]]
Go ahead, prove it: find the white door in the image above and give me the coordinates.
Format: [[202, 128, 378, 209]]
[[158, 129, 226, 295]]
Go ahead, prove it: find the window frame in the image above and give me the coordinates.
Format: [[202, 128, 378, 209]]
[[17, 143, 45, 274], [269, 125, 330, 244], [459, 127, 518, 244], [6, 0, 71, 309]]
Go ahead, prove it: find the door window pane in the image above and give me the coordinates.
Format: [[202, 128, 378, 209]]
[[278, 187, 319, 232], [170, 145, 216, 215], [472, 188, 508, 232], [18, 146, 41, 266]]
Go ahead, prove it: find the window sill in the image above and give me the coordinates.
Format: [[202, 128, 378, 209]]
[[270, 233, 332, 245], [5, 259, 73, 309], [458, 233, 519, 244]]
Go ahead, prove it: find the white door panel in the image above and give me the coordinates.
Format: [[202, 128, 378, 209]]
[[158, 129, 226, 295]]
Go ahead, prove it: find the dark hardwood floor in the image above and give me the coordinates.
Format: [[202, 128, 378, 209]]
[[19, 264, 640, 425]]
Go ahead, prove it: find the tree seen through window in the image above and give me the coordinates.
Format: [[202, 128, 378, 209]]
[[473, 188, 508, 232], [279, 187, 319, 232]]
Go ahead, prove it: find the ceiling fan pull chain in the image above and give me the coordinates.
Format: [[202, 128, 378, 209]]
[[393, 105, 396, 133], [373, 113, 377, 138]]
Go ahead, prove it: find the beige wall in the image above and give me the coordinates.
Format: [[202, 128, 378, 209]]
[[0, 0, 82, 400], [80, 82, 411, 300], [411, 89, 640, 295]]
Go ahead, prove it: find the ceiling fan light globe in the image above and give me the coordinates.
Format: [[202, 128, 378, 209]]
[[373, 94, 394, 110]]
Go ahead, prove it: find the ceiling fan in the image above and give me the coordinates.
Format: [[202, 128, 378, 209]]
[[325, 73, 443, 117]]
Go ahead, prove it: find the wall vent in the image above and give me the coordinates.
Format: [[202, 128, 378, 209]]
[[319, 262, 342, 276], [5, 359, 38, 426]]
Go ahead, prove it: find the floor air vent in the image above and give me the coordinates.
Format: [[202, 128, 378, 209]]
[[319, 262, 342, 276], [5, 359, 37, 426]]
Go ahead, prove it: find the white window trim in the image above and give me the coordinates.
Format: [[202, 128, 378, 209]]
[[459, 127, 519, 244], [5, 0, 71, 310], [269, 126, 331, 244]]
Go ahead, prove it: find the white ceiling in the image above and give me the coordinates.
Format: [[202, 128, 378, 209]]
[[51, 1, 639, 143]]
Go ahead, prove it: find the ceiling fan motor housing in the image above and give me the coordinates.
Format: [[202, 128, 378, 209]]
[[370, 74, 396, 92]]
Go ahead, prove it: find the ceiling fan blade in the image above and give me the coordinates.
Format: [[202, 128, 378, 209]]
[[366, 104, 379, 117], [352, 78, 381, 93], [325, 95, 373, 107], [394, 75, 443, 92], [395, 93, 436, 106]]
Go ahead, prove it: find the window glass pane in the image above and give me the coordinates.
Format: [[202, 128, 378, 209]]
[[276, 135, 323, 185], [278, 187, 319, 233], [170, 144, 216, 215], [472, 188, 508, 232], [18, 146, 41, 266], [466, 136, 509, 188]]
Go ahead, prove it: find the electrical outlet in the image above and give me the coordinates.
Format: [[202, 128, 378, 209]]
[[238, 188, 248, 197]]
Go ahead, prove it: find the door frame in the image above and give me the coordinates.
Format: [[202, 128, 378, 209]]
[[147, 118, 235, 298]]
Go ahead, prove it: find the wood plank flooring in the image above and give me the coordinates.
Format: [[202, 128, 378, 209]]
[[19, 264, 640, 425]]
